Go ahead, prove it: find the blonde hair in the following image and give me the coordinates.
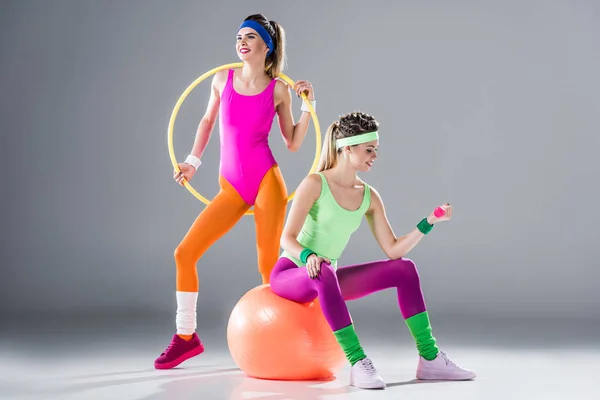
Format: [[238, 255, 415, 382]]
[[317, 112, 379, 172], [265, 20, 286, 78]]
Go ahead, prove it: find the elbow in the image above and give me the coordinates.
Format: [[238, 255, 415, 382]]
[[199, 116, 216, 132], [280, 234, 290, 250], [385, 249, 402, 260], [286, 142, 300, 152], [280, 232, 296, 251], [388, 251, 405, 260], [284, 129, 301, 152], [386, 240, 405, 260]]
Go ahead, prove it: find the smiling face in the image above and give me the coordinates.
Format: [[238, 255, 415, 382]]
[[346, 140, 379, 172], [236, 27, 269, 62]]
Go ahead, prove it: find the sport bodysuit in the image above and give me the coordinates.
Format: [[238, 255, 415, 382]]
[[218, 69, 278, 205]]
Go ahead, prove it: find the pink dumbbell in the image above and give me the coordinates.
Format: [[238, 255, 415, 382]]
[[434, 206, 446, 218]]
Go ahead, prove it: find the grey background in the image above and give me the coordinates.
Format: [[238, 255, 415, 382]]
[[2, 0, 599, 336]]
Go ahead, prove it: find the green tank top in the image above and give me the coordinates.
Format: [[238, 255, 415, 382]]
[[280, 172, 371, 269]]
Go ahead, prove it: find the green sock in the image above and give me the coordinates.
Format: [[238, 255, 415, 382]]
[[333, 324, 366, 366], [405, 311, 439, 361]]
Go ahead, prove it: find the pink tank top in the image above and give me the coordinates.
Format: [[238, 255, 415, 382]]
[[218, 69, 278, 205]]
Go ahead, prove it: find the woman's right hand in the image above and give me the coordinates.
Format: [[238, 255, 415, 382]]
[[173, 162, 197, 186], [306, 254, 331, 279], [427, 203, 452, 224]]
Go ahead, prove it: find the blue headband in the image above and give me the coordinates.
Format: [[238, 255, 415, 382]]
[[238, 20, 274, 57]]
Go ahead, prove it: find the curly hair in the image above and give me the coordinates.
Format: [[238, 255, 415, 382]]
[[317, 112, 379, 171]]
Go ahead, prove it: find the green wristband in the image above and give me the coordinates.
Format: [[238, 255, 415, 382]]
[[417, 218, 434, 235], [300, 248, 316, 264]]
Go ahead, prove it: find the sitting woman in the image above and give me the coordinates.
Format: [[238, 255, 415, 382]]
[[270, 111, 476, 390]]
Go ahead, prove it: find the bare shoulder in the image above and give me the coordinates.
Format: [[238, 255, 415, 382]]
[[212, 69, 229, 94], [364, 181, 384, 213], [274, 79, 291, 103], [274, 78, 290, 93], [298, 173, 323, 201]]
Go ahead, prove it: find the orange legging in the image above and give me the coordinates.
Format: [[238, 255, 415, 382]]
[[174, 165, 287, 292]]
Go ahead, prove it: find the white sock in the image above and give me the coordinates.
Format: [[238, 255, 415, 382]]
[[175, 291, 198, 335]]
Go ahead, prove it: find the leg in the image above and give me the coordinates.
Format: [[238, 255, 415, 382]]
[[154, 176, 250, 370], [174, 175, 250, 293], [336, 258, 436, 357], [337, 258, 427, 315], [337, 257, 476, 380], [270, 257, 352, 331], [253, 165, 287, 284], [270, 258, 386, 389]]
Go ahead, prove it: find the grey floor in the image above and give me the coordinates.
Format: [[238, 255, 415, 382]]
[[1, 314, 599, 400]]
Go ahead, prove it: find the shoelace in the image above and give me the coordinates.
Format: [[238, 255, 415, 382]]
[[161, 340, 179, 356], [439, 351, 457, 367], [360, 358, 377, 374]]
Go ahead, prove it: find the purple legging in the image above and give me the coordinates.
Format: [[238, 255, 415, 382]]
[[269, 257, 427, 331]]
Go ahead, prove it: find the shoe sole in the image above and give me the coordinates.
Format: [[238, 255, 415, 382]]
[[154, 344, 205, 370], [351, 383, 386, 390], [350, 380, 386, 390], [416, 371, 476, 381]]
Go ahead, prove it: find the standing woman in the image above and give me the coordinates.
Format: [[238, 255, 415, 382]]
[[155, 13, 316, 369]]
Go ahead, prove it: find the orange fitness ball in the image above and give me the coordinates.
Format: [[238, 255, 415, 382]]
[[226, 284, 347, 380]]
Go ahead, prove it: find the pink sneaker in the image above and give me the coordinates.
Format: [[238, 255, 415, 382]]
[[154, 333, 204, 369], [416, 350, 476, 380]]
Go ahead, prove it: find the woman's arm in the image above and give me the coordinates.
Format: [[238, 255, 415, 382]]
[[187, 70, 226, 160], [365, 187, 449, 259], [279, 174, 322, 258], [274, 80, 313, 152]]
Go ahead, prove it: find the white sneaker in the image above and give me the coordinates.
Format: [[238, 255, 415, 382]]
[[416, 350, 476, 380], [350, 357, 386, 389]]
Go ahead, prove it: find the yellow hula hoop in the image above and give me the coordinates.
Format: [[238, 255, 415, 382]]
[[168, 62, 322, 216]]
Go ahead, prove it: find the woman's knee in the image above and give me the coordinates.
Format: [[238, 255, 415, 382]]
[[390, 258, 420, 282], [173, 243, 194, 269], [269, 257, 291, 283], [315, 262, 339, 287]]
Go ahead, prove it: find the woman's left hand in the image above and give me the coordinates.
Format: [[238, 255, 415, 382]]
[[427, 203, 452, 224], [293, 80, 315, 101]]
